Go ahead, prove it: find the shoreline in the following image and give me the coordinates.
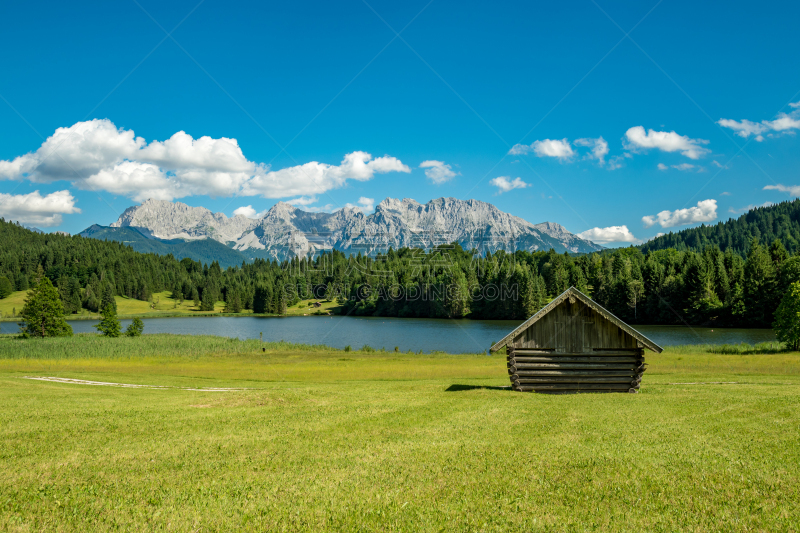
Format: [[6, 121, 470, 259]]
[[0, 312, 776, 330]]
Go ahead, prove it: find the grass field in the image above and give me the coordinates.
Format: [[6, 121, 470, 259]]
[[1, 335, 799, 531], [0, 290, 341, 322]]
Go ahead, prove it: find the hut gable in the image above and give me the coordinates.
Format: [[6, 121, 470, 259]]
[[490, 287, 662, 354], [491, 287, 662, 394]]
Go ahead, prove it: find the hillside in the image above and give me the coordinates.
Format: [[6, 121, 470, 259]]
[[79, 225, 247, 268], [641, 199, 800, 254]]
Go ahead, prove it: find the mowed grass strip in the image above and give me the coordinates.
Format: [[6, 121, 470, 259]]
[[1, 336, 799, 531]]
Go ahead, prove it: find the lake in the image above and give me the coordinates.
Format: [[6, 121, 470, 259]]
[[52, 316, 779, 354]]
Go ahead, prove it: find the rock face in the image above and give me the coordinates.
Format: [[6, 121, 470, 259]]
[[110, 197, 602, 259]]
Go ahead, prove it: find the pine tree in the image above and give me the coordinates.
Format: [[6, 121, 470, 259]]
[[172, 283, 183, 301], [445, 270, 470, 318], [100, 282, 117, 313], [126, 317, 144, 337], [19, 277, 73, 338], [224, 287, 242, 313], [200, 287, 215, 311], [253, 283, 272, 314], [743, 240, 776, 326], [95, 305, 122, 337], [773, 281, 800, 351], [0, 276, 13, 299]]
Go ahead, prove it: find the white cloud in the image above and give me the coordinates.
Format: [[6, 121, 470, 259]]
[[624, 126, 710, 159], [0, 190, 81, 227], [81, 161, 174, 202], [764, 184, 800, 196], [343, 196, 375, 214], [0, 120, 410, 201], [0, 119, 143, 182], [243, 151, 409, 198], [657, 162, 698, 171], [577, 225, 639, 244], [284, 196, 318, 207], [607, 155, 627, 170], [574, 137, 608, 164], [419, 160, 458, 184], [532, 138, 574, 159], [642, 199, 718, 228], [490, 176, 529, 194], [720, 191, 731, 196], [718, 103, 800, 139], [711, 160, 728, 169], [510, 139, 574, 160], [728, 201, 774, 214], [233, 205, 267, 219]]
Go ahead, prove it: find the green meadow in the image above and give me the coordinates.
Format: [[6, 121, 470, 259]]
[[0, 290, 338, 322], [1, 335, 798, 531]]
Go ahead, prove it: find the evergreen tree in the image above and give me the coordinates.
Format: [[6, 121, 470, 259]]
[[100, 282, 117, 313], [171, 283, 183, 301], [19, 277, 73, 338], [200, 287, 215, 311], [0, 276, 13, 299], [274, 288, 287, 315], [126, 317, 145, 337], [445, 270, 470, 318], [95, 305, 122, 337], [224, 287, 242, 313], [253, 283, 272, 314], [773, 282, 800, 351], [743, 240, 776, 326]]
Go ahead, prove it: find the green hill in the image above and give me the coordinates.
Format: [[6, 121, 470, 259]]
[[641, 199, 800, 254], [79, 225, 247, 268]]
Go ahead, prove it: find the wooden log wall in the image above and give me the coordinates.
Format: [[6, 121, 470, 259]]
[[506, 346, 646, 393]]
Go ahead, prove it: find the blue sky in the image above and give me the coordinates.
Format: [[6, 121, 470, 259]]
[[1, 0, 799, 245]]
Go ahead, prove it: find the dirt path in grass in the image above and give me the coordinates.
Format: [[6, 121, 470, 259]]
[[22, 376, 248, 391]]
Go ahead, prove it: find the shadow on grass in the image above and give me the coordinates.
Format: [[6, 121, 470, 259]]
[[446, 384, 512, 392]]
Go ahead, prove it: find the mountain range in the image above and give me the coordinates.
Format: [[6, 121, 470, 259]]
[[80, 197, 603, 267]]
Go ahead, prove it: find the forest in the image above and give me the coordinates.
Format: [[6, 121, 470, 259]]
[[1, 198, 800, 328]]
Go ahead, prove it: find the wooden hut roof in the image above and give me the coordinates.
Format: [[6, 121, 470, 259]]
[[489, 286, 663, 354]]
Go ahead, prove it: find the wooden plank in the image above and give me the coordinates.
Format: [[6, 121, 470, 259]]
[[593, 348, 641, 352], [509, 363, 638, 370], [516, 383, 634, 391], [513, 348, 556, 355], [513, 377, 638, 384], [514, 351, 639, 357], [511, 371, 637, 378], [509, 356, 640, 363], [515, 386, 632, 393]]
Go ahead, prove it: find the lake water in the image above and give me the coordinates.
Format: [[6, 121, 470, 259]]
[[54, 316, 778, 354]]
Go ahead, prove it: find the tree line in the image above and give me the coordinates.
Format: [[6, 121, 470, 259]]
[[2, 207, 800, 328]]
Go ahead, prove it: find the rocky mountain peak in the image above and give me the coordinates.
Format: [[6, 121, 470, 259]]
[[108, 196, 603, 258]]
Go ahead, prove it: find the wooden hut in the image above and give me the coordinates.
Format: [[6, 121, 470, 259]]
[[490, 286, 662, 393]]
